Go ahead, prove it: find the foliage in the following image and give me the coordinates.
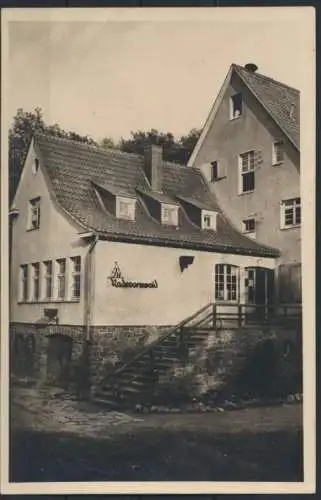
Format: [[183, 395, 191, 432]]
[[118, 127, 201, 164], [8, 107, 201, 204]]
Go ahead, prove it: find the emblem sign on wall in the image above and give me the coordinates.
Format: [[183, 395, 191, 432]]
[[108, 262, 158, 289]]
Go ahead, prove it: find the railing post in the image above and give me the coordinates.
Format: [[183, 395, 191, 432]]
[[238, 304, 242, 328], [212, 303, 216, 329]]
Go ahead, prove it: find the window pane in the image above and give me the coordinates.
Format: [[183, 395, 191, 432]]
[[295, 206, 301, 224], [242, 171, 255, 192], [72, 256, 81, 273]]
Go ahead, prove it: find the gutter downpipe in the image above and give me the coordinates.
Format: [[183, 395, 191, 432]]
[[81, 233, 99, 398]]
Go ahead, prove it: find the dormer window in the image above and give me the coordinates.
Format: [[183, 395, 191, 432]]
[[230, 93, 242, 120], [116, 197, 136, 221], [202, 210, 217, 230], [161, 204, 178, 226]]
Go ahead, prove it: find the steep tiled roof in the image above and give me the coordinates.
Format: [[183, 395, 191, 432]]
[[233, 64, 300, 150], [35, 133, 279, 257]]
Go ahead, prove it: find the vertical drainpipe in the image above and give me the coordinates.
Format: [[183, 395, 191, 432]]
[[82, 233, 99, 397]]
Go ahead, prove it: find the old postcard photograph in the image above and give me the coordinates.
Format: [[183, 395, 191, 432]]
[[1, 6, 316, 495]]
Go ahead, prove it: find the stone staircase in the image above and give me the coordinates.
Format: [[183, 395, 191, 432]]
[[93, 303, 302, 409]]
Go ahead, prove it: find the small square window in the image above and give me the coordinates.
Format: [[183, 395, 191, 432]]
[[273, 141, 284, 165], [162, 205, 178, 226], [117, 197, 135, 220], [243, 218, 256, 233], [281, 198, 301, 228], [230, 93, 242, 120]]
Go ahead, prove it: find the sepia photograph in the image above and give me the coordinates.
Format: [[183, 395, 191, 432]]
[[1, 6, 316, 495]]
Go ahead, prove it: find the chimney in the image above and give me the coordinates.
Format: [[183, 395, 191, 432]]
[[244, 63, 258, 73], [143, 144, 163, 192]]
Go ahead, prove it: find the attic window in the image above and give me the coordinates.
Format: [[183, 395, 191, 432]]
[[202, 210, 217, 230], [116, 197, 136, 221], [32, 158, 40, 174], [161, 204, 178, 226], [272, 141, 284, 165], [230, 93, 242, 120]]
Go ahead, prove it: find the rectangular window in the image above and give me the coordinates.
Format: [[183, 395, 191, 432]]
[[56, 258, 66, 299], [243, 218, 256, 233], [211, 161, 218, 181], [202, 210, 217, 230], [117, 198, 136, 220], [215, 264, 239, 302], [43, 261, 53, 299], [273, 141, 284, 165], [210, 160, 227, 181], [281, 198, 301, 228], [29, 197, 41, 230], [71, 256, 81, 299], [230, 93, 242, 119], [20, 264, 29, 302], [239, 151, 255, 193], [31, 263, 40, 301], [161, 205, 178, 226]]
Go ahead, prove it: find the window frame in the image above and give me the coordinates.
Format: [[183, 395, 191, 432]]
[[214, 264, 239, 302], [280, 197, 301, 229], [20, 264, 29, 302], [242, 218, 256, 234], [116, 196, 136, 221], [28, 197, 41, 230], [70, 256, 81, 300], [201, 210, 217, 230], [239, 150, 255, 194], [56, 258, 67, 300], [229, 93, 243, 120], [272, 140, 284, 165], [43, 260, 53, 300], [161, 204, 178, 226], [31, 262, 40, 301]]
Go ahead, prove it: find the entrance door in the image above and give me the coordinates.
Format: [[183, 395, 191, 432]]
[[47, 334, 73, 387], [245, 267, 274, 320]]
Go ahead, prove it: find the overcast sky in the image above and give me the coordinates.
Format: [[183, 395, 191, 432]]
[[7, 9, 307, 142]]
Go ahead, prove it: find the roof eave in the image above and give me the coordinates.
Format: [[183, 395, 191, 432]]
[[91, 229, 279, 258]]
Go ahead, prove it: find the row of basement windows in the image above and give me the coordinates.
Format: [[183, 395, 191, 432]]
[[211, 142, 284, 188], [19, 256, 81, 303]]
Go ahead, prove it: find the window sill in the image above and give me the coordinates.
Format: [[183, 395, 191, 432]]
[[238, 190, 255, 196], [26, 227, 40, 232], [215, 300, 239, 305], [272, 161, 284, 167], [18, 299, 80, 305], [211, 176, 227, 182], [280, 224, 301, 231], [229, 115, 243, 122]]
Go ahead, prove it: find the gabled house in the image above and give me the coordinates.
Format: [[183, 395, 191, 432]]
[[9, 133, 279, 387], [188, 63, 301, 304]]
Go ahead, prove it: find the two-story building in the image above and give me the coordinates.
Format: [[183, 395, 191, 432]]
[[188, 63, 301, 304], [9, 133, 279, 386]]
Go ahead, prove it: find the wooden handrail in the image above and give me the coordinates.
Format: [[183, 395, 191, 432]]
[[107, 302, 214, 379], [102, 301, 302, 384]]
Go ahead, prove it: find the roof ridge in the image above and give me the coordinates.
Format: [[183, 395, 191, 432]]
[[34, 131, 145, 160], [232, 64, 299, 94], [35, 132, 195, 169]]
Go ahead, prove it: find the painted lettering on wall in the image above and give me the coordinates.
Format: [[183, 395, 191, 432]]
[[108, 261, 158, 289]]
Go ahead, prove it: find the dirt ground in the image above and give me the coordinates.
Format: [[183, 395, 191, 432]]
[[9, 383, 303, 482]]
